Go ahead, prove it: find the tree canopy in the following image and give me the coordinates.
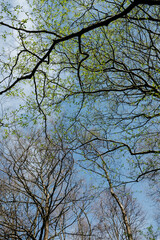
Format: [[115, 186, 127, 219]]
[[0, 0, 160, 239]]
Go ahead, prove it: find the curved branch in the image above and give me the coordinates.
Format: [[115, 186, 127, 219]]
[[0, 0, 144, 95]]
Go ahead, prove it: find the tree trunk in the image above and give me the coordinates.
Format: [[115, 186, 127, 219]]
[[44, 194, 49, 240]]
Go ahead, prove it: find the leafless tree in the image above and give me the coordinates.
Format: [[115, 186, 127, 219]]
[[77, 137, 149, 240], [0, 129, 87, 240], [92, 189, 145, 240]]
